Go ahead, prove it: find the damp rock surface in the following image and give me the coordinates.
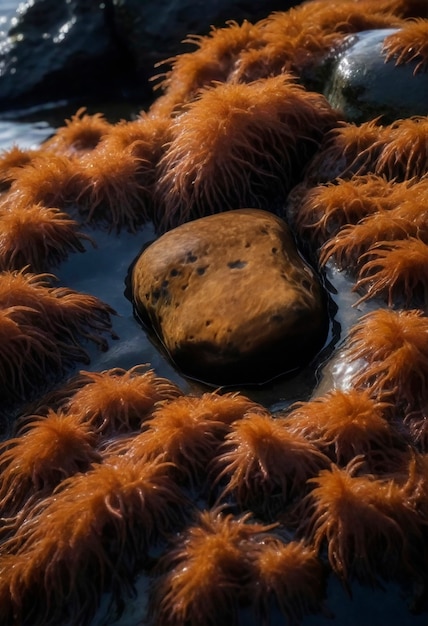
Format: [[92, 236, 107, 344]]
[[132, 209, 328, 385], [0, 0, 304, 113], [325, 29, 428, 123]]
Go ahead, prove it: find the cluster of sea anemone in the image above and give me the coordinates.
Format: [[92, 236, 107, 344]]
[[1, 0, 428, 623], [0, 371, 334, 625], [2, 363, 428, 624]]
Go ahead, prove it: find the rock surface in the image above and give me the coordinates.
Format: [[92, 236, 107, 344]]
[[0, 0, 125, 112], [0, 0, 303, 113], [324, 29, 428, 123], [132, 209, 328, 385]]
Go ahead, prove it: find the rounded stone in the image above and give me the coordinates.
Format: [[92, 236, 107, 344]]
[[132, 209, 328, 385], [324, 29, 428, 124]]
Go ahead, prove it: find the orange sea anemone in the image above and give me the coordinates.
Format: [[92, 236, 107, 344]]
[[355, 237, 428, 306], [212, 411, 329, 517], [109, 392, 259, 487], [76, 142, 153, 232], [298, 461, 423, 585], [60, 365, 182, 435], [239, 2, 403, 85], [285, 389, 406, 472], [250, 537, 327, 624], [0, 269, 116, 351], [290, 175, 408, 246], [0, 145, 41, 191], [0, 409, 100, 519], [319, 212, 418, 271], [373, 116, 428, 180], [302, 119, 391, 184], [0, 202, 92, 272], [0, 454, 186, 626], [383, 18, 428, 74], [375, 0, 428, 17], [150, 508, 272, 626], [150, 19, 265, 116], [154, 75, 339, 230], [5, 152, 85, 210], [343, 308, 428, 413], [102, 113, 172, 163], [0, 269, 116, 403], [43, 107, 112, 155], [230, 16, 338, 85], [0, 306, 63, 404]]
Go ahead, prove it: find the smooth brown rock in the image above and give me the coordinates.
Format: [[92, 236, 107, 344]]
[[132, 209, 328, 385]]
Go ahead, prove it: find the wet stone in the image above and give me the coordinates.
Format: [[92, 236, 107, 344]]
[[325, 29, 428, 124], [132, 209, 328, 385]]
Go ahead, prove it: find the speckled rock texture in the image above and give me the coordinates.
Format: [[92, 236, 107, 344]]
[[132, 209, 328, 385]]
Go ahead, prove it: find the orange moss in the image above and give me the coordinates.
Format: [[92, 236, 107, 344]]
[[0, 455, 185, 625], [61, 365, 182, 435], [0, 202, 92, 272], [251, 538, 327, 624], [299, 461, 423, 584], [285, 389, 405, 472], [150, 508, 272, 626], [44, 107, 111, 155], [355, 237, 428, 306], [383, 18, 428, 74], [213, 411, 329, 515], [0, 410, 100, 518], [343, 308, 428, 412], [155, 75, 338, 230]]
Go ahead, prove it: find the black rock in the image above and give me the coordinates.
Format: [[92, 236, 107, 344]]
[[324, 29, 428, 124], [0, 0, 303, 114]]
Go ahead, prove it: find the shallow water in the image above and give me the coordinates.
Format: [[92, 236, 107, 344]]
[[8, 93, 419, 626], [0, 2, 427, 625]]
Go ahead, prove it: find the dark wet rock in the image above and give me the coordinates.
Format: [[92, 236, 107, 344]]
[[132, 209, 328, 386], [0, 0, 129, 112], [0, 0, 304, 113], [111, 0, 304, 89], [324, 29, 428, 124]]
